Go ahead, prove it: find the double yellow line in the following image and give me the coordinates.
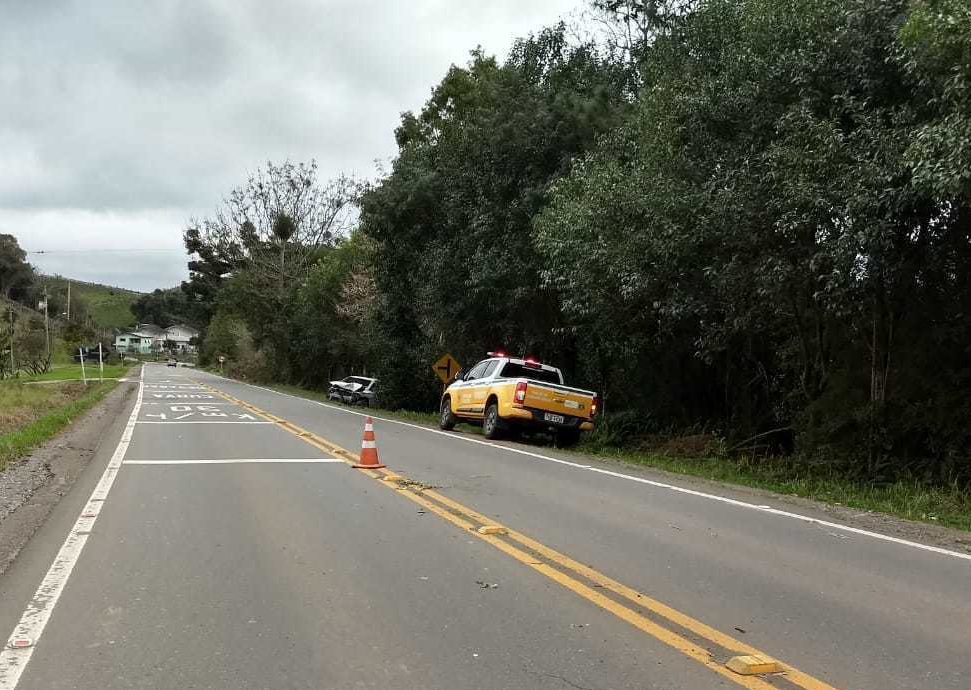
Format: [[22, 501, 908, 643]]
[[197, 381, 839, 690]]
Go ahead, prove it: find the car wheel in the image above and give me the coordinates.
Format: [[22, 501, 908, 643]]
[[439, 398, 456, 431], [483, 403, 502, 440], [555, 429, 582, 447]]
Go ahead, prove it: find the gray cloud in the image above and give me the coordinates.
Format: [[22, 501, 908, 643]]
[[1, 0, 578, 290]]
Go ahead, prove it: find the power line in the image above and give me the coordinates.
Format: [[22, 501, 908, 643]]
[[28, 248, 185, 254]]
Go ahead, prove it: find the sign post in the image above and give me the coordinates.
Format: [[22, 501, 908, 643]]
[[218, 355, 226, 374], [98, 343, 104, 382], [431, 353, 461, 385], [79, 347, 87, 385]]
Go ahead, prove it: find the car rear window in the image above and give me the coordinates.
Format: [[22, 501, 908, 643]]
[[499, 362, 561, 384]]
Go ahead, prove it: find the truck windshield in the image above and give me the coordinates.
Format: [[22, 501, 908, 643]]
[[499, 362, 561, 384]]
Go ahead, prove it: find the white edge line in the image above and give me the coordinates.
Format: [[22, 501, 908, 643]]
[[0, 366, 144, 689], [203, 372, 971, 563], [124, 458, 344, 465]]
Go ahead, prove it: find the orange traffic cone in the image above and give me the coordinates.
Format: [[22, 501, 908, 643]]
[[353, 416, 385, 469]]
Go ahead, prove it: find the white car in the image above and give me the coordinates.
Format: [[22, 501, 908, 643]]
[[327, 376, 378, 406]]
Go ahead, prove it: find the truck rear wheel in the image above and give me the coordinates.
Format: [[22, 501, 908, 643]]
[[555, 429, 581, 447], [483, 403, 502, 439], [439, 398, 457, 431]]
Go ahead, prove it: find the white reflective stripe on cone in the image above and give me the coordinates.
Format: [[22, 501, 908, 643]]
[[361, 440, 377, 449], [364, 423, 374, 432]]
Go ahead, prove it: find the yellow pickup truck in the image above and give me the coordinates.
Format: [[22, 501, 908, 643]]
[[438, 354, 599, 445]]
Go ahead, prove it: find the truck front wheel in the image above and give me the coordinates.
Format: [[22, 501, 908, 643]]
[[483, 403, 503, 439]]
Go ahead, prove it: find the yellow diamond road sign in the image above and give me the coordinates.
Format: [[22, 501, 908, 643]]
[[432, 353, 461, 384]]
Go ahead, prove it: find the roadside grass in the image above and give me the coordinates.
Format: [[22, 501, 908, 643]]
[[569, 444, 971, 532], [217, 375, 971, 532], [0, 381, 119, 471], [19, 364, 129, 382]]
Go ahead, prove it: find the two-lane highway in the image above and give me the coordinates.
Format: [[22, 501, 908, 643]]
[[1, 364, 968, 689]]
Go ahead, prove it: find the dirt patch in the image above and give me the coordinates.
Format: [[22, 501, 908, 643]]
[[653, 434, 719, 458], [0, 382, 136, 576]]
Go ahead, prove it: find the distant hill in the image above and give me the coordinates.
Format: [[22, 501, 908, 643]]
[[44, 277, 142, 331]]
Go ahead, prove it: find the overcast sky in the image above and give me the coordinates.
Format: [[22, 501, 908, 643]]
[[1, 0, 580, 292]]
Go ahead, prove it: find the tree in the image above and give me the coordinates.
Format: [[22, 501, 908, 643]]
[[0, 234, 35, 303], [536, 0, 971, 480], [18, 327, 50, 375], [181, 1, 971, 483], [187, 161, 357, 284], [361, 27, 629, 406], [200, 311, 243, 364], [284, 236, 374, 386], [589, 0, 697, 69], [899, 0, 971, 198], [131, 288, 191, 327], [185, 161, 358, 380]]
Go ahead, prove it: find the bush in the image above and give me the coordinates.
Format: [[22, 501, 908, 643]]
[[584, 409, 656, 450]]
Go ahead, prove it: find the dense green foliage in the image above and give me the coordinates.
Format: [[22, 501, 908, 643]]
[[0, 234, 34, 303], [192, 1, 971, 485], [535, 0, 971, 483], [361, 27, 631, 408], [131, 287, 191, 328]]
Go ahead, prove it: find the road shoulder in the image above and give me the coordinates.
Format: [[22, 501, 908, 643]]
[[0, 382, 136, 576], [559, 448, 971, 553]]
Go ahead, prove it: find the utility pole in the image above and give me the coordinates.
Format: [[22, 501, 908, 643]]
[[43, 286, 50, 357], [8, 308, 15, 374], [66, 280, 71, 321]]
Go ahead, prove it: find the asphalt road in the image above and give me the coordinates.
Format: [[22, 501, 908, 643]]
[[0, 364, 968, 690]]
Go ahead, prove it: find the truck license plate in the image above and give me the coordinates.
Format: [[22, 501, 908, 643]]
[[544, 413, 565, 424]]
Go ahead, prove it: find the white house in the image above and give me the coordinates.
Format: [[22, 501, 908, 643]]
[[163, 324, 199, 353], [113, 332, 155, 355], [136, 323, 165, 339], [114, 324, 199, 355]]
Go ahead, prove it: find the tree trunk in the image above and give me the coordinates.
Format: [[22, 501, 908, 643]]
[[869, 282, 893, 405]]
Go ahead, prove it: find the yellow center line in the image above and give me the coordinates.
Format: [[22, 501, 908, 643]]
[[193, 380, 840, 690], [422, 489, 838, 690], [392, 485, 777, 690]]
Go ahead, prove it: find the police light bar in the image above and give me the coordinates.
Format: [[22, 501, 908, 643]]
[[487, 350, 508, 358]]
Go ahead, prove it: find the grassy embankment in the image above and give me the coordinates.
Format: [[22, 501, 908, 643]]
[[23, 364, 129, 382], [0, 378, 123, 471], [67, 280, 141, 330]]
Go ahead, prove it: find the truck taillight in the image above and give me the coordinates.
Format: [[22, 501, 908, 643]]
[[591, 394, 600, 417], [514, 381, 527, 404]]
